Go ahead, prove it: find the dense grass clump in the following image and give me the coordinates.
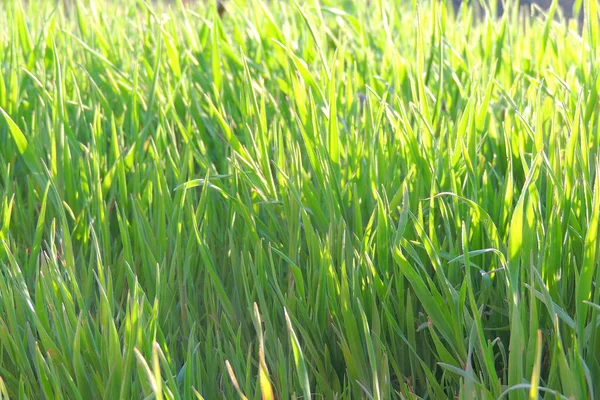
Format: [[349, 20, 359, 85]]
[[1, 0, 600, 398]]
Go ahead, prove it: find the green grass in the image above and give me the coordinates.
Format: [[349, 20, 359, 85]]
[[0, 0, 599, 398]]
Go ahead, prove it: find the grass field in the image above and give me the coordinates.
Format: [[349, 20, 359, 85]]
[[1, 0, 600, 398]]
